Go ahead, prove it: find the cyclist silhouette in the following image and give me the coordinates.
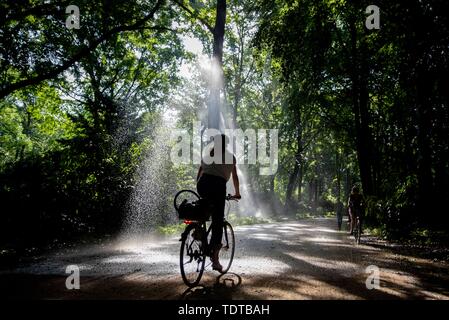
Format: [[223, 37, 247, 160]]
[[196, 134, 241, 272], [347, 186, 364, 235]]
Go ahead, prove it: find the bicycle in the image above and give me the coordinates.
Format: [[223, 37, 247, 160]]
[[174, 189, 238, 287], [351, 207, 362, 245]]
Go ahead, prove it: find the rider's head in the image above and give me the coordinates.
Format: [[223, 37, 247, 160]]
[[352, 186, 360, 194]]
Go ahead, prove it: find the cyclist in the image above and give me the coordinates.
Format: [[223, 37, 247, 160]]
[[347, 186, 364, 235], [196, 134, 241, 272]]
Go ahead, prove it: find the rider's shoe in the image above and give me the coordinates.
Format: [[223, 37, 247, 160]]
[[210, 245, 223, 272], [212, 261, 223, 272]]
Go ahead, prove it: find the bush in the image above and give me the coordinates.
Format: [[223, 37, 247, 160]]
[[364, 175, 419, 240], [318, 198, 335, 212]]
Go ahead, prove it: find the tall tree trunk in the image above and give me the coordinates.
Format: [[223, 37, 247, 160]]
[[349, 18, 374, 196], [285, 161, 300, 208], [208, 0, 227, 130], [308, 180, 314, 205], [336, 149, 342, 204], [232, 32, 245, 129], [297, 163, 303, 202], [314, 178, 319, 209], [285, 112, 303, 209]]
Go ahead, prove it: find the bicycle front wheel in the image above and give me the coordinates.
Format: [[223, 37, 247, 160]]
[[355, 219, 362, 245], [219, 221, 235, 274], [180, 224, 206, 287]]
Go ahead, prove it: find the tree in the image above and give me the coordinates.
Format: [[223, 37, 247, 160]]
[[173, 0, 227, 130], [0, 0, 166, 99]]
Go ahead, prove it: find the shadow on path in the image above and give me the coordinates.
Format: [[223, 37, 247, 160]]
[[181, 273, 242, 300]]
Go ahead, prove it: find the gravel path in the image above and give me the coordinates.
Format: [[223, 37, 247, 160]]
[[1, 218, 448, 299]]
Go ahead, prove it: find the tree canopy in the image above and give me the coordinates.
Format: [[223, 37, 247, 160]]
[[1, 0, 448, 251]]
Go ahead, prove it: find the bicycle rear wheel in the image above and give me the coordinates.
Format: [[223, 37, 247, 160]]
[[180, 224, 206, 287], [218, 221, 235, 274], [355, 218, 362, 245]]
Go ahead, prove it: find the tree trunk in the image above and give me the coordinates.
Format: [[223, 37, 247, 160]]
[[285, 160, 300, 208], [349, 18, 374, 196], [232, 31, 245, 129], [208, 0, 227, 130], [285, 111, 303, 209], [297, 162, 303, 202], [308, 180, 314, 205], [336, 149, 342, 204]]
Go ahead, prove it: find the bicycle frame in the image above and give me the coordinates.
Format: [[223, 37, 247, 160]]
[[179, 194, 237, 286], [181, 198, 233, 254], [195, 215, 231, 253]]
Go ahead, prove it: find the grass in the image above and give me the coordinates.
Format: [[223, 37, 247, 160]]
[[363, 227, 384, 238], [156, 214, 272, 236], [360, 226, 449, 245], [295, 212, 313, 219], [156, 223, 186, 235]]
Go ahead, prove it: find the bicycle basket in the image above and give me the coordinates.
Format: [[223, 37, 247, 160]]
[[177, 198, 209, 221]]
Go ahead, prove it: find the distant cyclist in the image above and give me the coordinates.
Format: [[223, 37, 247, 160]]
[[196, 134, 241, 272], [347, 186, 364, 235]]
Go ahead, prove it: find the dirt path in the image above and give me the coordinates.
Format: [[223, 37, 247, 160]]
[[1, 218, 448, 300]]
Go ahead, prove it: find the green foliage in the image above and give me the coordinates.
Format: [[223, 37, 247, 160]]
[[255, 0, 449, 238], [1, 0, 448, 251], [295, 212, 314, 219], [0, 0, 189, 249], [156, 223, 186, 235]]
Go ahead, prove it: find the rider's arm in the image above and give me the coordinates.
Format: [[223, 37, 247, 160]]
[[196, 166, 203, 182], [231, 164, 241, 198]]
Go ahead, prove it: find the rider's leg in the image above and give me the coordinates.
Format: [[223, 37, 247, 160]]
[[348, 207, 354, 234], [197, 174, 226, 271], [210, 183, 226, 271], [197, 174, 214, 256], [210, 201, 225, 249], [210, 194, 225, 270]]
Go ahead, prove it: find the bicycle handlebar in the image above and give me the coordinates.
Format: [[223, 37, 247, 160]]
[[226, 194, 241, 201]]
